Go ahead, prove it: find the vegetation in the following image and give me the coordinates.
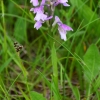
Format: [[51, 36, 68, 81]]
[[0, 0, 100, 100]]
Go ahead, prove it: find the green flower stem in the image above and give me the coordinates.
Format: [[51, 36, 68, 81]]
[[48, 27, 60, 99], [1, 0, 7, 61]]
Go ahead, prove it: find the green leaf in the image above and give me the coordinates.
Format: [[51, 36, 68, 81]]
[[83, 44, 100, 82], [51, 42, 60, 100], [73, 86, 80, 100], [0, 58, 12, 73], [29, 91, 46, 100], [14, 18, 27, 43], [51, 42, 58, 83], [93, 75, 100, 91]]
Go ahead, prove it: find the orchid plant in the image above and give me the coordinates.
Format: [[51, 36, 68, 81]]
[[30, 0, 73, 41], [30, 1, 73, 99]]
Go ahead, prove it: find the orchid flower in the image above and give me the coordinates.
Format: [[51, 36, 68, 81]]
[[53, 16, 73, 41]]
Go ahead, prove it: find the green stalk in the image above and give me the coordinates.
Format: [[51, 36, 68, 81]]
[[1, 0, 7, 61], [51, 42, 58, 87], [49, 27, 60, 99], [87, 83, 91, 100]]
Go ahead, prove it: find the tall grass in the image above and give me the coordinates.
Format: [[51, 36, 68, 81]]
[[0, 0, 100, 100]]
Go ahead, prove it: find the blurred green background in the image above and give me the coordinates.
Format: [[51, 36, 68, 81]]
[[0, 0, 100, 100]]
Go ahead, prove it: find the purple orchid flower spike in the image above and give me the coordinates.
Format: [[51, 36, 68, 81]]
[[30, 0, 39, 6], [53, 16, 73, 41], [30, 0, 73, 41]]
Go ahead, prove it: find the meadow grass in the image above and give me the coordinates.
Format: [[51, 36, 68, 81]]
[[0, 0, 100, 100]]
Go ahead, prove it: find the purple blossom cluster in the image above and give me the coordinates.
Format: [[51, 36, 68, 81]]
[[30, 0, 73, 41]]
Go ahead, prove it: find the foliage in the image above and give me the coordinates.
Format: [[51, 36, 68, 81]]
[[0, 0, 100, 100]]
